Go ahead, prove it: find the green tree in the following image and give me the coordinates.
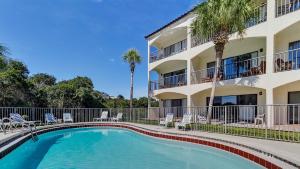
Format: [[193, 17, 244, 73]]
[[122, 49, 142, 110], [28, 73, 56, 107], [0, 56, 31, 106], [29, 73, 56, 88], [191, 0, 256, 123]]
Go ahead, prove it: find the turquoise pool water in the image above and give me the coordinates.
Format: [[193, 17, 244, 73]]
[[0, 128, 263, 169]]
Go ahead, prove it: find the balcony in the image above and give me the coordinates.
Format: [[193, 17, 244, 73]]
[[150, 73, 187, 91], [274, 48, 300, 72], [150, 39, 187, 63], [191, 56, 266, 84], [191, 3, 267, 48], [276, 0, 300, 17]]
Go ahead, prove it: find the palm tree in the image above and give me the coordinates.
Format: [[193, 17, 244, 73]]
[[191, 0, 257, 123], [123, 49, 142, 111]]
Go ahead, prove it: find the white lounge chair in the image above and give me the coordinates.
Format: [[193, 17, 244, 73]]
[[10, 113, 36, 130], [0, 118, 12, 134], [175, 114, 192, 130], [159, 113, 174, 127], [112, 113, 123, 122], [63, 113, 73, 123], [93, 111, 108, 122], [45, 113, 57, 125]]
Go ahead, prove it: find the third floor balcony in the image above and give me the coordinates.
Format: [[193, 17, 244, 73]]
[[191, 2, 267, 48], [150, 39, 187, 63], [276, 0, 300, 17]]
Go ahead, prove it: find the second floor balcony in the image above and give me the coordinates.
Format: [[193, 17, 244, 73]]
[[274, 48, 300, 72], [191, 56, 266, 84], [150, 73, 187, 91], [150, 39, 187, 63]]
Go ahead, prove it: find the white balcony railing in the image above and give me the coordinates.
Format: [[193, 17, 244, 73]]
[[191, 3, 267, 48], [150, 73, 187, 91], [274, 48, 300, 72], [191, 56, 266, 84], [150, 39, 187, 63], [276, 0, 300, 17]]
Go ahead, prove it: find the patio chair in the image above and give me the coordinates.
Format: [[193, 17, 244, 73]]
[[112, 113, 123, 122], [63, 113, 73, 123], [93, 111, 108, 122], [175, 114, 192, 130], [10, 113, 36, 130], [159, 113, 174, 127], [45, 113, 57, 125], [197, 115, 207, 124], [254, 113, 265, 125], [0, 118, 12, 134]]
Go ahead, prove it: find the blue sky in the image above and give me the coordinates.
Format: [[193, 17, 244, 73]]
[[0, 0, 200, 98]]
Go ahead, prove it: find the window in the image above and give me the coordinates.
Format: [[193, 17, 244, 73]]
[[206, 62, 216, 78], [163, 39, 187, 57], [206, 51, 259, 80], [289, 40, 300, 70], [206, 94, 257, 122]]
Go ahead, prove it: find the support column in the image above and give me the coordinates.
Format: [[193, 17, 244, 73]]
[[266, 88, 274, 127], [147, 42, 151, 109], [267, 0, 276, 21], [187, 94, 192, 114], [266, 35, 275, 74], [187, 26, 192, 49], [266, 0, 276, 74], [187, 59, 191, 86]]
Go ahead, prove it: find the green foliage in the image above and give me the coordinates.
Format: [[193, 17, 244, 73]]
[[122, 48, 142, 71], [0, 45, 152, 108], [191, 0, 257, 44], [0, 56, 31, 106], [29, 73, 56, 88]]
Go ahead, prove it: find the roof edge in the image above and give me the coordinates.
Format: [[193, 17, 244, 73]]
[[144, 6, 197, 40]]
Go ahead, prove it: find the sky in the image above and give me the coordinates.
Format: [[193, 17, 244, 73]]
[[0, 0, 200, 98]]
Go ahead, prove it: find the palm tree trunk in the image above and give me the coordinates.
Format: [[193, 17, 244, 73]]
[[207, 43, 225, 124], [130, 70, 134, 113]]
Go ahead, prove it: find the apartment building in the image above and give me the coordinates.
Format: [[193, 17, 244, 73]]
[[146, 0, 300, 126]]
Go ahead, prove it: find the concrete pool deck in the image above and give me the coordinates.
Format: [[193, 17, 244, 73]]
[[0, 122, 299, 169]]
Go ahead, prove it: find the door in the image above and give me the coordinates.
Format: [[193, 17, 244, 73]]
[[288, 92, 300, 124]]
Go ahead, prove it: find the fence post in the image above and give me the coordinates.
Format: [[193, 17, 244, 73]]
[[224, 106, 227, 134], [265, 105, 268, 139]]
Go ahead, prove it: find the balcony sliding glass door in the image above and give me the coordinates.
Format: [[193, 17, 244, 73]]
[[288, 40, 300, 70]]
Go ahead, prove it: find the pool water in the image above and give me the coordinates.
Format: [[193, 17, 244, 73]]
[[0, 128, 263, 169]]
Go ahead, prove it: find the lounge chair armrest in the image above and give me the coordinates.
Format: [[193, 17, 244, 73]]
[[1, 117, 11, 123]]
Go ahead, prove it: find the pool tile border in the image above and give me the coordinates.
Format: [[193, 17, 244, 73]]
[[0, 123, 283, 169]]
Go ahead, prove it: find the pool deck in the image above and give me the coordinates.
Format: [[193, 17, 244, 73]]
[[0, 122, 300, 169]]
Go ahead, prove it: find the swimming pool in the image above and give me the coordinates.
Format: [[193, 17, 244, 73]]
[[0, 128, 263, 169]]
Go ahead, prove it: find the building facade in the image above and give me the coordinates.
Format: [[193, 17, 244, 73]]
[[146, 0, 300, 126]]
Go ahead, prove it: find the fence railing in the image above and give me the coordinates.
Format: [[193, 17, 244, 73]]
[[276, 0, 300, 17], [1, 105, 300, 142], [274, 48, 300, 72], [191, 3, 267, 48], [150, 39, 187, 63], [191, 56, 266, 84]]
